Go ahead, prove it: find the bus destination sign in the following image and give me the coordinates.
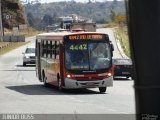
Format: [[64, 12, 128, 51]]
[[68, 34, 104, 40]]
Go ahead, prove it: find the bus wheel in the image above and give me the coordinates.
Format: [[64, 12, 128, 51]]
[[44, 76, 49, 87], [58, 81, 65, 91], [57, 78, 63, 91], [126, 76, 130, 79], [23, 62, 26, 66], [58, 81, 62, 90], [57, 74, 64, 91], [99, 87, 106, 93]]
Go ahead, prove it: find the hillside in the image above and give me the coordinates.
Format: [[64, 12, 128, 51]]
[[2, 0, 26, 29], [25, 1, 126, 30]]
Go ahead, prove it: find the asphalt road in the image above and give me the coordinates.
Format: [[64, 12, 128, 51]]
[[0, 28, 135, 115]]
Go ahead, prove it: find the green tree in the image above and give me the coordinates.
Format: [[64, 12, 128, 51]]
[[110, 8, 117, 22], [27, 12, 35, 27], [42, 14, 53, 25]]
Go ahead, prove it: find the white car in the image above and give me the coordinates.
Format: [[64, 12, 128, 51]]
[[22, 46, 35, 66]]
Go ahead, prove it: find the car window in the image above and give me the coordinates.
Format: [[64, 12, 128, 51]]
[[25, 48, 35, 53]]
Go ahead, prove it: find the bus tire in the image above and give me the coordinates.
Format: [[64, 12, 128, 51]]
[[99, 87, 107, 93], [126, 76, 130, 79], [23, 62, 26, 66], [44, 76, 49, 87], [57, 74, 63, 91], [42, 71, 49, 87]]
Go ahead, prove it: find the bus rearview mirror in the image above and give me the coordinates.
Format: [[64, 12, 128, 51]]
[[110, 42, 114, 51]]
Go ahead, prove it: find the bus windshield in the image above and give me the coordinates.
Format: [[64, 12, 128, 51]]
[[65, 42, 112, 72]]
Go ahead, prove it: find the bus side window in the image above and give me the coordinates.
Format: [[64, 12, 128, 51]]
[[46, 41, 48, 58], [52, 41, 55, 59], [43, 40, 47, 58], [55, 41, 60, 59], [55, 41, 57, 59], [41, 40, 43, 57], [47, 41, 51, 58], [49, 41, 52, 58], [35, 40, 37, 56]]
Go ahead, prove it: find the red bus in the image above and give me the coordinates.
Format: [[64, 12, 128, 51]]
[[35, 32, 114, 93]]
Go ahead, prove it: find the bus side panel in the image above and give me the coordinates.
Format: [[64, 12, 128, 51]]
[[36, 39, 42, 81], [49, 59, 59, 86], [46, 59, 56, 84], [44, 59, 61, 86], [41, 57, 49, 83], [53, 59, 61, 86], [59, 46, 65, 87]]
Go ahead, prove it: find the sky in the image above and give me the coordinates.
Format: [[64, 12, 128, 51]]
[[39, 0, 116, 3], [40, 0, 104, 3], [21, 0, 120, 4]]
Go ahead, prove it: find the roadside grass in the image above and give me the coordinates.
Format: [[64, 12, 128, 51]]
[[0, 42, 30, 56], [104, 23, 131, 57], [104, 22, 119, 28], [19, 28, 42, 37], [115, 26, 131, 58], [0, 27, 41, 56]]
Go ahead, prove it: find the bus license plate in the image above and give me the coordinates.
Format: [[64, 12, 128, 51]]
[[122, 72, 129, 74], [86, 82, 94, 86]]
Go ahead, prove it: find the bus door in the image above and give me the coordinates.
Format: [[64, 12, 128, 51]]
[[36, 39, 42, 81]]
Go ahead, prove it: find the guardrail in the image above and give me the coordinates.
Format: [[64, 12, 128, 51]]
[[2, 35, 25, 42], [0, 35, 25, 55]]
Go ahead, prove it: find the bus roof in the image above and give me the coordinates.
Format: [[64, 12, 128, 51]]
[[36, 31, 109, 41], [36, 31, 70, 40]]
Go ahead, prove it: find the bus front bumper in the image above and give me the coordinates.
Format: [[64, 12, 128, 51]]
[[64, 77, 113, 89]]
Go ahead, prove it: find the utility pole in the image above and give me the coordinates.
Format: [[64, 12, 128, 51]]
[[0, 0, 3, 42], [128, 0, 160, 119]]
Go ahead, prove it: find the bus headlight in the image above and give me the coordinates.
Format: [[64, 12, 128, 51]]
[[108, 73, 112, 77], [67, 74, 71, 78]]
